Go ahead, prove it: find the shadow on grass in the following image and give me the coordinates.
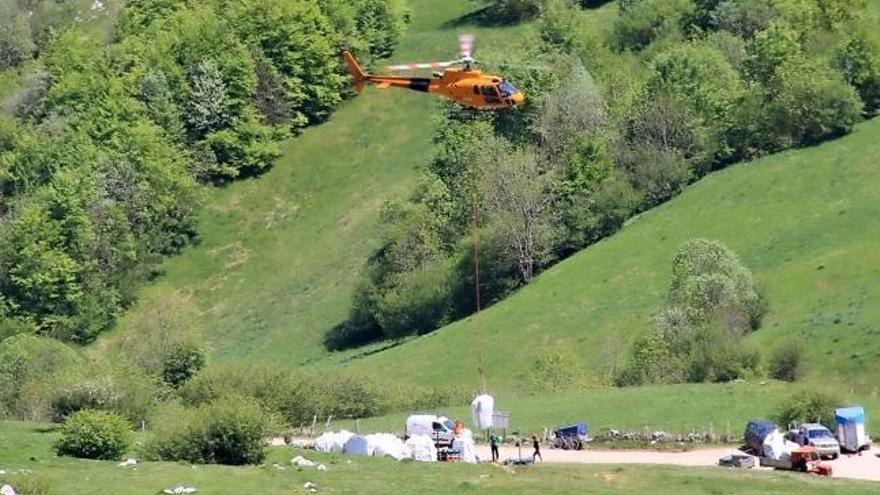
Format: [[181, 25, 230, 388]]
[[338, 340, 407, 364], [441, 7, 522, 28]]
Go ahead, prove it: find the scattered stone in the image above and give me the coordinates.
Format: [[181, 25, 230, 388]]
[[316, 464, 328, 472], [292, 456, 316, 468], [161, 485, 197, 494], [272, 463, 286, 471], [1, 484, 16, 495], [304, 481, 319, 493], [118, 458, 138, 468]]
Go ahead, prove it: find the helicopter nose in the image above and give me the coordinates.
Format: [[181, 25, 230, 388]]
[[513, 93, 525, 105]]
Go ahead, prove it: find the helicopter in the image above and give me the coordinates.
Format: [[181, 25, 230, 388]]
[[343, 34, 524, 109]]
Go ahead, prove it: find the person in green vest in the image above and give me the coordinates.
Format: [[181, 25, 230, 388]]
[[489, 432, 500, 462]]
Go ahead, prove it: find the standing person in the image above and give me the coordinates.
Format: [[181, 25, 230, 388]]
[[532, 434, 542, 464], [489, 432, 500, 462]]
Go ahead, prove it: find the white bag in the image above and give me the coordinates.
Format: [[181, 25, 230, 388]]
[[471, 395, 495, 430]]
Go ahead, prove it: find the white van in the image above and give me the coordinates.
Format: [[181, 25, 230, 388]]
[[406, 414, 455, 448]]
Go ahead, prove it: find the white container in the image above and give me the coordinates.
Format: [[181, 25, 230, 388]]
[[835, 407, 870, 453]]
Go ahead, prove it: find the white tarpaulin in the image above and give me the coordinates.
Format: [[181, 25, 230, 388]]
[[452, 436, 478, 463], [315, 430, 354, 454], [471, 395, 495, 430], [762, 429, 786, 460], [406, 434, 438, 462], [368, 433, 411, 460]]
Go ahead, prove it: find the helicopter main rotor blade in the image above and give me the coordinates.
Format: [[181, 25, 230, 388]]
[[385, 60, 459, 72]]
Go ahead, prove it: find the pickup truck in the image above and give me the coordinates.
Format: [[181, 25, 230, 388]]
[[791, 423, 841, 459]]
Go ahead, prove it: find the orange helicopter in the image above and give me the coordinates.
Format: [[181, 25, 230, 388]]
[[343, 34, 524, 109]]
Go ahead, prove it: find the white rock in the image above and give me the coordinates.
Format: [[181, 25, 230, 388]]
[[291, 455, 316, 468], [316, 464, 328, 471], [1, 484, 17, 495], [161, 485, 197, 494], [304, 481, 319, 492], [118, 458, 138, 467]]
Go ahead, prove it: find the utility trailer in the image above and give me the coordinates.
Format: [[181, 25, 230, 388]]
[[552, 422, 588, 450], [758, 446, 833, 476], [835, 407, 871, 453]]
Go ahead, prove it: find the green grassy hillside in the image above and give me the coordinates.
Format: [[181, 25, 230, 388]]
[[99, 0, 541, 364], [345, 117, 880, 393]]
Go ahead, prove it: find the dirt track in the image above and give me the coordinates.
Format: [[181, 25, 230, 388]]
[[475, 445, 880, 482]]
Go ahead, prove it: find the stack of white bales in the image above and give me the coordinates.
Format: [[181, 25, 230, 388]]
[[315, 430, 354, 454]]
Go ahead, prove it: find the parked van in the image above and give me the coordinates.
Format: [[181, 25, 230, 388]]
[[405, 414, 456, 448]]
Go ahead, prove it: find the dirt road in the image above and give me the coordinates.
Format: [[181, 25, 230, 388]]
[[475, 445, 880, 482]]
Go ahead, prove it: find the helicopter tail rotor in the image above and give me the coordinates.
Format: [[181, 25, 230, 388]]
[[343, 50, 368, 92]]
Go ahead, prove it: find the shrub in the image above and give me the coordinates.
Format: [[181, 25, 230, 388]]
[[520, 349, 591, 393], [773, 390, 841, 429], [768, 340, 805, 382], [685, 323, 761, 382], [178, 363, 468, 426], [50, 376, 120, 423], [0, 334, 83, 419], [55, 410, 132, 460], [46, 364, 165, 426], [146, 396, 272, 465], [162, 343, 206, 388]]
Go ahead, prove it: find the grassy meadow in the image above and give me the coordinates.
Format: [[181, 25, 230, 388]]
[[345, 117, 880, 394], [329, 381, 880, 438], [2, 421, 878, 495], [97, 0, 541, 365]]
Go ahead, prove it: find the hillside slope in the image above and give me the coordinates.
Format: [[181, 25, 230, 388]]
[[98, 0, 536, 364], [345, 118, 880, 393]]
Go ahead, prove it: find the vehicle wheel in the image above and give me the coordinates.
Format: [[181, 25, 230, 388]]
[[832, 453, 839, 460]]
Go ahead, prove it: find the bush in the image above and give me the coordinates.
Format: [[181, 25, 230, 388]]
[[520, 349, 591, 393], [55, 410, 132, 460], [145, 396, 272, 465], [162, 343, 206, 388], [769, 340, 805, 382], [178, 363, 468, 426], [48, 367, 164, 426], [773, 390, 841, 429], [0, 334, 83, 419]]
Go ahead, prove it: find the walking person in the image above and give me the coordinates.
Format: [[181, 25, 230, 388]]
[[532, 434, 542, 464], [489, 432, 500, 462]]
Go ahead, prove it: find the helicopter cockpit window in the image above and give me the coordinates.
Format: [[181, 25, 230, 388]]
[[498, 80, 519, 97], [481, 85, 500, 103], [473, 85, 479, 95]]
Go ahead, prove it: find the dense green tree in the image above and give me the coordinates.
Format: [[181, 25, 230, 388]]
[[612, 0, 693, 51], [0, 0, 36, 69], [768, 58, 863, 146], [227, 0, 343, 126], [836, 29, 880, 115]]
